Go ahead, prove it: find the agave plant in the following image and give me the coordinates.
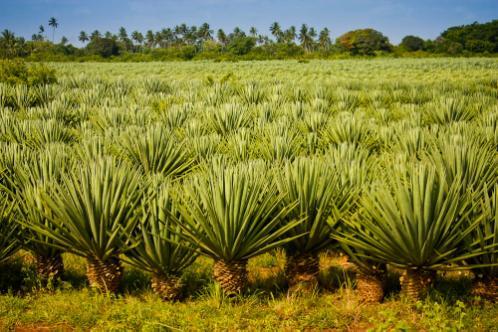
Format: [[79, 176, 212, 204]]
[[207, 104, 252, 136], [116, 126, 193, 177], [426, 135, 498, 194], [125, 182, 197, 301], [0, 195, 20, 265], [334, 162, 483, 301], [173, 160, 301, 294], [468, 185, 498, 301], [9, 146, 72, 282], [274, 157, 357, 291], [26, 157, 143, 293], [324, 144, 387, 302], [424, 98, 479, 125]]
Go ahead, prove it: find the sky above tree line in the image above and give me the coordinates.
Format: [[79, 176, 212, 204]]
[[1, 0, 497, 45]]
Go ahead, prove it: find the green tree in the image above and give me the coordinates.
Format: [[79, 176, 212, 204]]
[[270, 22, 283, 43], [441, 20, 498, 53], [400, 35, 425, 51], [318, 27, 332, 50], [78, 31, 89, 44], [217, 29, 228, 48], [146, 30, 155, 48], [86, 37, 120, 57], [283, 26, 297, 44], [227, 35, 255, 55], [131, 31, 144, 46], [48, 17, 58, 43], [337, 28, 392, 55], [299, 24, 315, 52], [90, 30, 101, 41]]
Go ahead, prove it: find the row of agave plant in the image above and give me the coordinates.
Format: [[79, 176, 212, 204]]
[[0, 130, 497, 303]]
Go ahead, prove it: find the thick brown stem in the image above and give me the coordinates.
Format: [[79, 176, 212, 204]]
[[285, 252, 320, 292], [472, 276, 498, 301], [35, 253, 64, 282], [151, 274, 183, 301], [213, 259, 248, 294], [86, 257, 123, 293], [400, 269, 432, 301], [356, 272, 385, 303]]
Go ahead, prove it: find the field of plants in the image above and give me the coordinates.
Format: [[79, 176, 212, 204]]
[[0, 58, 498, 330]]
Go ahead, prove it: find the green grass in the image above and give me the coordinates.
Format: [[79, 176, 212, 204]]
[[0, 252, 496, 331]]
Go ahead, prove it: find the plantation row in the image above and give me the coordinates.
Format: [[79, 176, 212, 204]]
[[0, 59, 497, 303]]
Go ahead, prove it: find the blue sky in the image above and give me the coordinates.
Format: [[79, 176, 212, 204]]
[[1, 0, 497, 45]]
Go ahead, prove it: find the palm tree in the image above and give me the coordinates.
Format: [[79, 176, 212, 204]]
[[217, 29, 228, 48], [145, 30, 155, 48], [131, 31, 144, 46], [173, 160, 302, 294], [318, 28, 332, 50], [0, 29, 20, 57], [275, 157, 357, 292], [39, 25, 45, 40], [334, 162, 483, 301], [283, 26, 296, 44], [1, 29, 15, 45], [125, 182, 197, 301], [299, 24, 316, 52], [249, 27, 257, 37], [198, 23, 213, 42], [270, 22, 283, 43], [78, 31, 89, 44], [90, 30, 101, 41], [104, 31, 114, 39], [26, 158, 143, 293], [48, 17, 58, 43], [118, 27, 128, 41]]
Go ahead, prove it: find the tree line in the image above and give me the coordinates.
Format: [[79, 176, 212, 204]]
[[1, 18, 497, 60]]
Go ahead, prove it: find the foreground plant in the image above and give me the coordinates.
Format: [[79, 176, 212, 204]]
[[27, 158, 142, 293], [335, 162, 482, 301], [340, 243, 387, 303], [0, 195, 19, 265], [275, 157, 356, 292], [10, 148, 71, 282], [174, 160, 301, 294], [469, 186, 498, 301], [125, 183, 197, 301]]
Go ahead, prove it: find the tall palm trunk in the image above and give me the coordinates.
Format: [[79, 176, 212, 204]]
[[86, 257, 123, 293], [151, 274, 183, 301], [35, 252, 64, 282], [213, 259, 248, 294], [285, 252, 319, 292]]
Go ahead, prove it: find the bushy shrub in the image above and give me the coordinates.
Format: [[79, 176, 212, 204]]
[[0, 59, 56, 86]]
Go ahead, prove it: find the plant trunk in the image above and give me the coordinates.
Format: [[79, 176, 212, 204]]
[[285, 252, 319, 292], [35, 252, 64, 282], [400, 269, 432, 301], [151, 274, 183, 301], [86, 257, 123, 293], [356, 272, 385, 303], [213, 259, 247, 294], [472, 276, 498, 301]]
